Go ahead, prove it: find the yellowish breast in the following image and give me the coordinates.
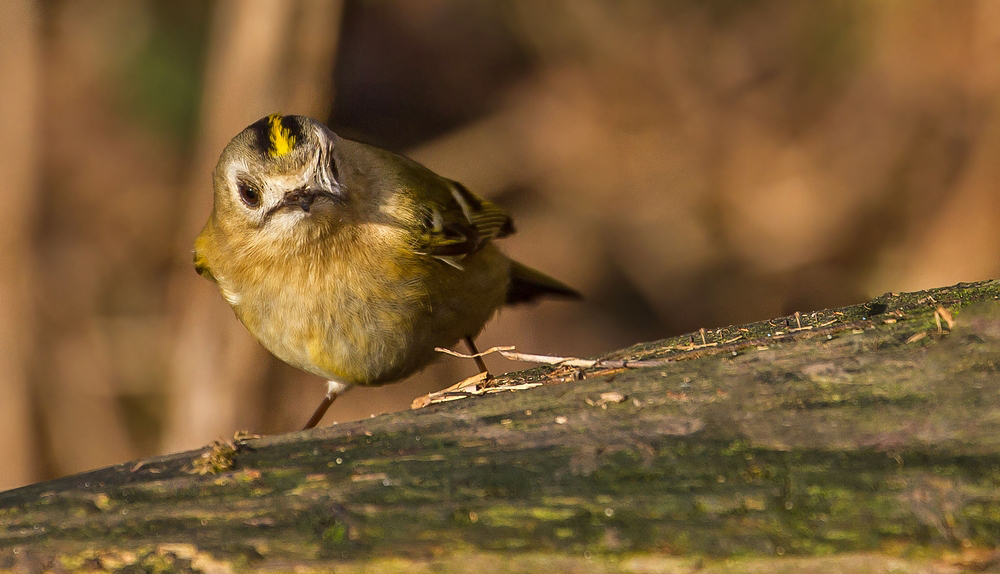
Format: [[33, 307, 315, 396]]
[[213, 223, 510, 386]]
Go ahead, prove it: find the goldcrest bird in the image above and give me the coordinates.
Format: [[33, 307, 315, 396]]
[[194, 114, 579, 429]]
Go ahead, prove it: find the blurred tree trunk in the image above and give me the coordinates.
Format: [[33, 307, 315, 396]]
[[0, 0, 41, 489], [164, 0, 343, 453], [4, 280, 1000, 572]]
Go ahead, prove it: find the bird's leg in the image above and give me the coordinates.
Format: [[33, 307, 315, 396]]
[[463, 335, 490, 375], [302, 380, 350, 430]]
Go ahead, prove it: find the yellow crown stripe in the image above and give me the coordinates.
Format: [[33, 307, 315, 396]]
[[267, 114, 296, 158]]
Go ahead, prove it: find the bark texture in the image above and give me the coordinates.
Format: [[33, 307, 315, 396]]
[[3, 280, 1000, 573]]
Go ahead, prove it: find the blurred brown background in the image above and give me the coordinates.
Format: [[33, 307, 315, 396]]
[[2, 0, 999, 490]]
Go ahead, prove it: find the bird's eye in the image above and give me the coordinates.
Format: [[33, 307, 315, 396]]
[[237, 181, 261, 208]]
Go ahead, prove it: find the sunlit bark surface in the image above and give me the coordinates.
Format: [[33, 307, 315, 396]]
[[3, 280, 999, 572]]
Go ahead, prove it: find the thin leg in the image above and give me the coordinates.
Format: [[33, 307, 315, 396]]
[[463, 335, 489, 374], [302, 380, 350, 430]]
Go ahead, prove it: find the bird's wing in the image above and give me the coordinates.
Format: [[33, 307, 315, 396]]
[[415, 180, 514, 259]]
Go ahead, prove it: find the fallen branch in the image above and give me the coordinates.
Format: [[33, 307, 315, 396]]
[[434, 345, 675, 369]]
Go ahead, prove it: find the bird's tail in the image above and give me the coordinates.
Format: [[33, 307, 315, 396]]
[[505, 260, 581, 305]]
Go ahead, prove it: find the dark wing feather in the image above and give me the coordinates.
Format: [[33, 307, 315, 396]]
[[411, 176, 580, 303], [505, 260, 581, 305], [416, 179, 514, 258]]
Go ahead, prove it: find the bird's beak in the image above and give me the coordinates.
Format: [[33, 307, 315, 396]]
[[282, 186, 343, 213], [296, 192, 316, 213]]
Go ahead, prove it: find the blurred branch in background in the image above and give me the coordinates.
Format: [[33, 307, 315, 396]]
[[0, 0, 41, 489], [164, 0, 343, 453], [34, 0, 170, 482]]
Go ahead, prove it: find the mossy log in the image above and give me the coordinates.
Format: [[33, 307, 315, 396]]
[[4, 281, 1000, 573]]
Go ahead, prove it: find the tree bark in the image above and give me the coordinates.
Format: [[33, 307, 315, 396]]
[[4, 280, 1000, 573]]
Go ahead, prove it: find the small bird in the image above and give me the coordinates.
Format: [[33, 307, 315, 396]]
[[194, 114, 579, 429]]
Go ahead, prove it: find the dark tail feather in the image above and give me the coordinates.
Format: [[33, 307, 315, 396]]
[[505, 260, 582, 305]]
